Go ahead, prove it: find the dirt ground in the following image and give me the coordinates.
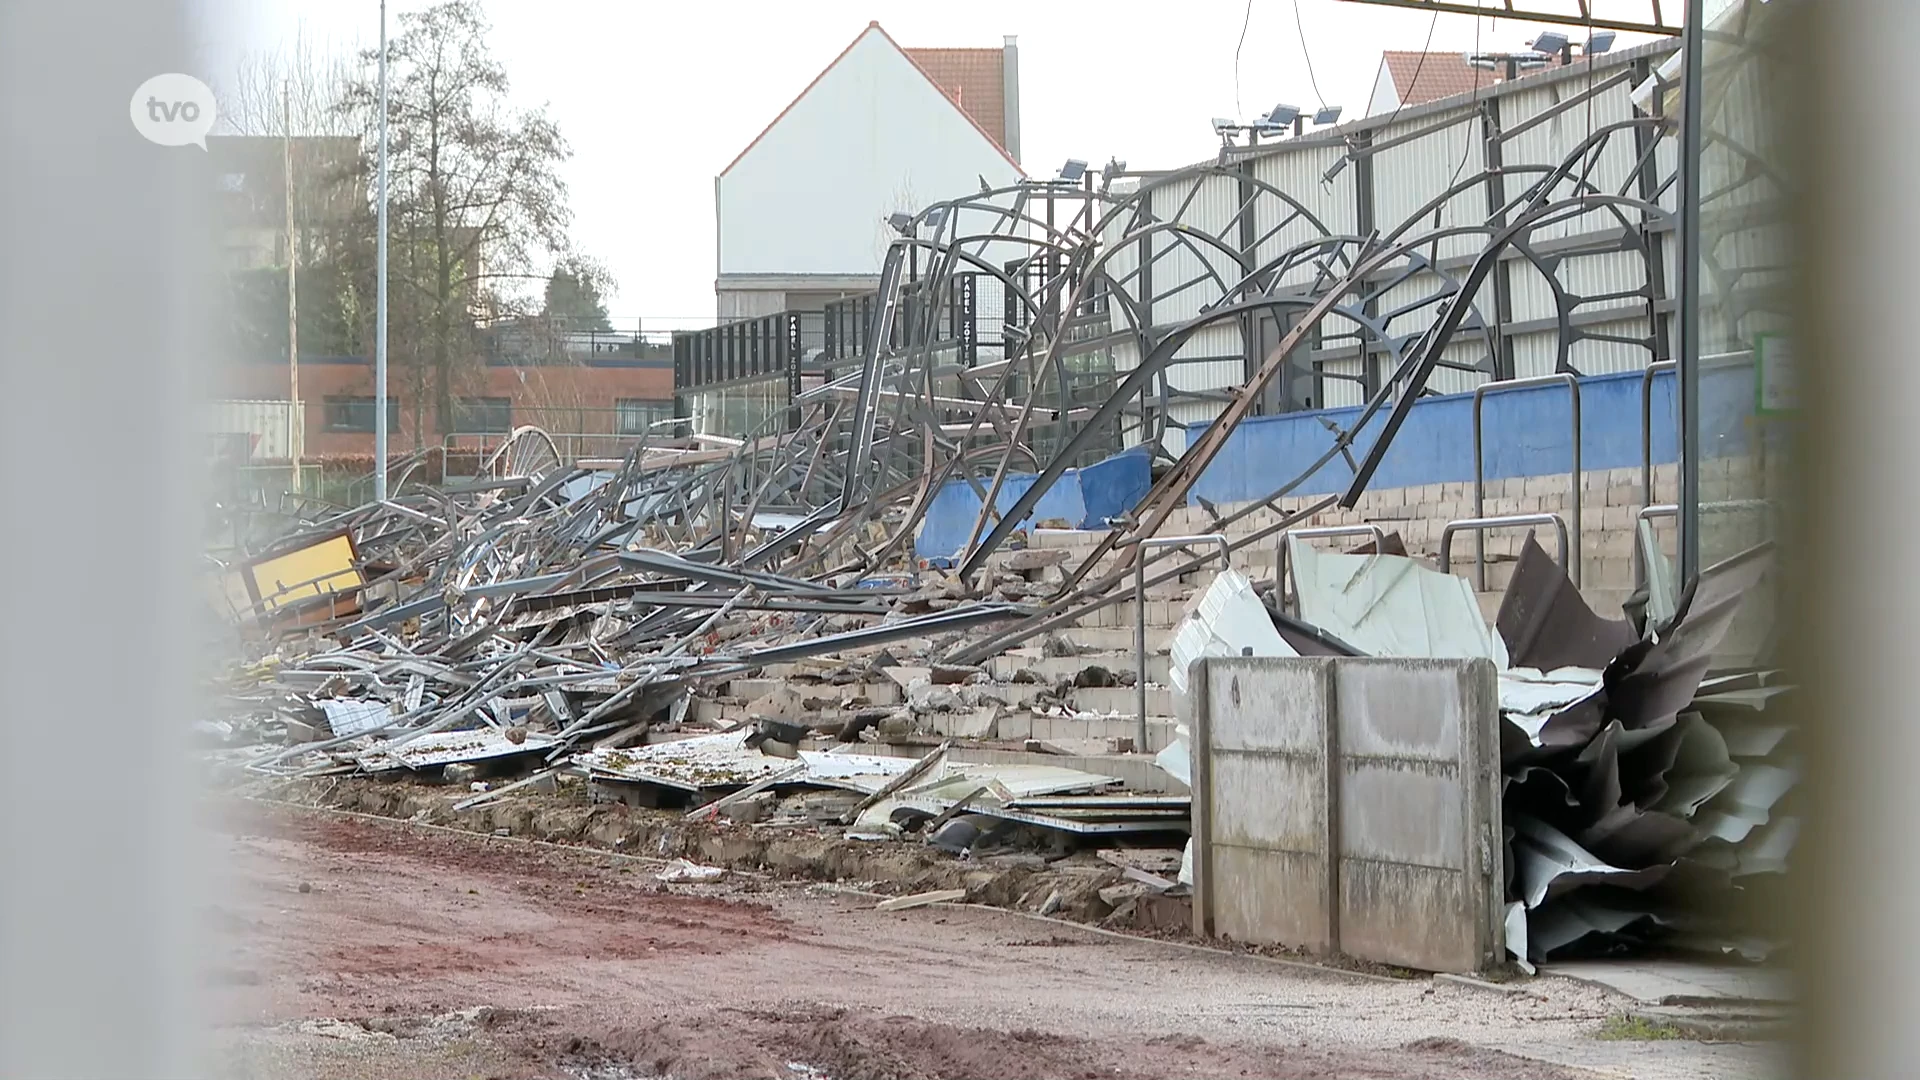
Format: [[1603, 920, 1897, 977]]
[[205, 802, 1779, 1080]]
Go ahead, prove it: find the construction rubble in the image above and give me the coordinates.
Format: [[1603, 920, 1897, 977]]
[[204, 411, 1790, 972]]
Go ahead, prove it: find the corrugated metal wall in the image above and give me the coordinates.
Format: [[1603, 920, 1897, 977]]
[[1093, 42, 1680, 415], [208, 399, 304, 462]]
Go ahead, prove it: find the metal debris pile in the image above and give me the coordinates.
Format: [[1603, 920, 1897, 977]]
[[1250, 530, 1793, 969], [202, 429, 1190, 857]]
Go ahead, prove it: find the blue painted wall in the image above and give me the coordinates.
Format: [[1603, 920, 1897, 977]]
[[1188, 365, 1758, 505], [915, 448, 1151, 559], [912, 366, 1762, 553]]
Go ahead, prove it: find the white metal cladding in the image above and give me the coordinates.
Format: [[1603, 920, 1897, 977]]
[[1512, 314, 1657, 380], [1250, 142, 1357, 291], [1140, 171, 1243, 323], [1371, 106, 1487, 264], [208, 399, 305, 462], [1504, 246, 1657, 328], [1497, 73, 1643, 244], [1373, 266, 1484, 344], [1319, 357, 1366, 407], [717, 27, 1024, 278]]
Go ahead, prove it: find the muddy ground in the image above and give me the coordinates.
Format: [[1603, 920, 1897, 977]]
[[206, 800, 1777, 1080]]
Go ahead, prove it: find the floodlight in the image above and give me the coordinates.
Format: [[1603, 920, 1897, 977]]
[[1586, 31, 1617, 54], [923, 205, 949, 229], [1056, 158, 1087, 183], [1212, 117, 1237, 135], [1262, 103, 1301, 128], [1530, 30, 1570, 56], [1312, 105, 1343, 126], [1106, 157, 1127, 173], [886, 212, 914, 234]]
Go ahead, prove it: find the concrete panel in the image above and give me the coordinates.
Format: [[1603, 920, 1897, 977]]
[[1205, 658, 1328, 753], [1338, 858, 1475, 973], [1192, 656, 1503, 974], [1212, 846, 1330, 952], [1338, 766, 1464, 868], [1211, 752, 1324, 852]]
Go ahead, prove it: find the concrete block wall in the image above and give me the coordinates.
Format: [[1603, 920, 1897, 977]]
[[1026, 455, 1777, 619]]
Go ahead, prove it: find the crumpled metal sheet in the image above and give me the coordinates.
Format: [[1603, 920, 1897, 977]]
[[1497, 534, 1638, 671], [1510, 814, 1673, 909], [1607, 542, 1774, 738], [1288, 540, 1509, 664]]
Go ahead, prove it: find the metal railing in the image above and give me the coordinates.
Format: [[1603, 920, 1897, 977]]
[[1639, 359, 1677, 508], [1118, 532, 1229, 749], [1631, 499, 1773, 600], [1272, 523, 1389, 616], [1438, 513, 1570, 582], [1473, 374, 1583, 589]]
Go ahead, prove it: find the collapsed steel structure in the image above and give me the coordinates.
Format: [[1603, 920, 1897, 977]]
[[604, 51, 1709, 661]]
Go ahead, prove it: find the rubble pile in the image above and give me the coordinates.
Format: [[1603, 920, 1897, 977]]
[[202, 433, 1194, 875], [1269, 531, 1794, 968], [204, 425, 1791, 972]]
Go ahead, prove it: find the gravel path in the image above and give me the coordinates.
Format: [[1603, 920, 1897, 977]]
[[205, 803, 1781, 1080]]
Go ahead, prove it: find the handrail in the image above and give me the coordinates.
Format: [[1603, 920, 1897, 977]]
[[1640, 360, 1677, 509], [1117, 532, 1229, 751], [1473, 374, 1582, 589], [1273, 523, 1390, 616], [1438, 513, 1570, 583], [1631, 499, 1773, 598]]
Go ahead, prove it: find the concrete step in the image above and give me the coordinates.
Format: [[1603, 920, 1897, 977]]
[[1062, 626, 1173, 653], [722, 678, 902, 707], [986, 652, 1171, 684], [1070, 684, 1173, 716], [1071, 599, 1188, 631], [920, 710, 1182, 755]]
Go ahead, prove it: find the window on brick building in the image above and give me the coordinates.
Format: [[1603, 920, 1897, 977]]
[[444, 397, 512, 434], [324, 396, 401, 433], [615, 398, 674, 435]]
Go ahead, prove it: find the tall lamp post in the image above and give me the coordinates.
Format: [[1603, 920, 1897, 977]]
[[374, 0, 391, 500]]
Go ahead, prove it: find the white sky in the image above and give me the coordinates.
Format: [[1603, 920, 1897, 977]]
[[193, 0, 1665, 329]]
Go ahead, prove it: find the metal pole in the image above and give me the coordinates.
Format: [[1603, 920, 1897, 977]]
[[1677, 0, 1704, 583], [284, 78, 300, 493], [373, 0, 391, 502]]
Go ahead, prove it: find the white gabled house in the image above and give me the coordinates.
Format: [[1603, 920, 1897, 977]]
[[714, 22, 1026, 321]]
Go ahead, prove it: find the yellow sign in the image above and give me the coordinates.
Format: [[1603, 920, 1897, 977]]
[[246, 531, 363, 612]]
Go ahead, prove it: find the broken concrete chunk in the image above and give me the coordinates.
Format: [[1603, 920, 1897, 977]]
[[1073, 665, 1117, 688], [1005, 548, 1071, 572], [657, 859, 728, 884], [907, 680, 963, 713], [930, 664, 980, 685]]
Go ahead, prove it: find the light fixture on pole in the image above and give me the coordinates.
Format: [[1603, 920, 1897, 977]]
[[373, 0, 391, 501]]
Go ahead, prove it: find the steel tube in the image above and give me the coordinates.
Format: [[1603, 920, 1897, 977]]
[[1273, 524, 1390, 615], [1472, 373, 1583, 590], [1640, 360, 1677, 508], [1438, 513, 1569, 580]]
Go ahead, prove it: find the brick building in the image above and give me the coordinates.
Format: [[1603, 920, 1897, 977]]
[[220, 349, 676, 459], [208, 134, 675, 461]]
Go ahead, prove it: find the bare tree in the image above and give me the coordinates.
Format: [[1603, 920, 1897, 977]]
[[218, 27, 356, 138], [339, 0, 573, 445]]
